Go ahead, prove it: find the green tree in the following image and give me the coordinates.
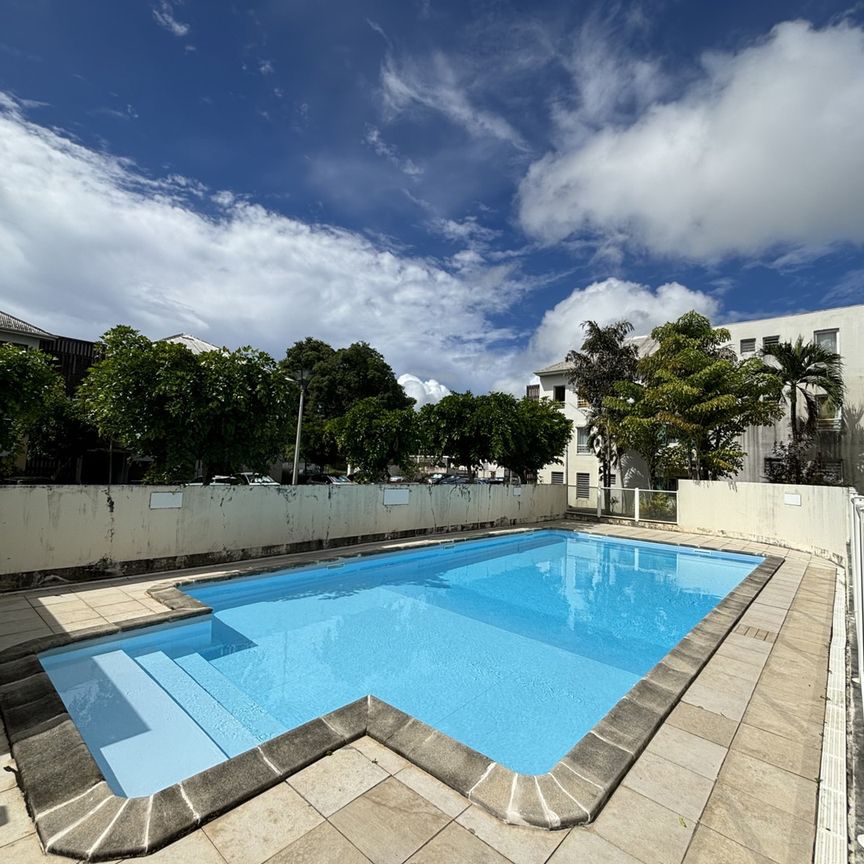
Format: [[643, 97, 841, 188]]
[[622, 312, 783, 481], [78, 326, 294, 482], [328, 398, 418, 482], [0, 344, 64, 474], [196, 346, 295, 480], [489, 395, 573, 483], [23, 389, 102, 481], [761, 336, 845, 483], [282, 339, 412, 470], [419, 392, 490, 478], [566, 321, 639, 492]]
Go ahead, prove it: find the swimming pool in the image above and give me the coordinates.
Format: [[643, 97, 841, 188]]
[[40, 529, 763, 798]]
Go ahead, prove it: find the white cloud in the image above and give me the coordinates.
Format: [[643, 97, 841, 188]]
[[526, 278, 719, 371], [364, 126, 423, 177], [0, 95, 527, 395], [152, 1, 189, 37], [398, 374, 451, 406], [519, 20, 864, 261], [380, 53, 527, 150]]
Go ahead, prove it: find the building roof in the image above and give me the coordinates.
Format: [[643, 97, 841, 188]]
[[160, 333, 221, 354], [535, 359, 573, 376], [0, 310, 54, 340]]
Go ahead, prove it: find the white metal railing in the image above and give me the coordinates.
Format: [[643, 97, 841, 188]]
[[849, 495, 864, 703], [567, 485, 678, 523]]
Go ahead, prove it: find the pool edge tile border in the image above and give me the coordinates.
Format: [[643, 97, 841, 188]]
[[0, 529, 783, 860]]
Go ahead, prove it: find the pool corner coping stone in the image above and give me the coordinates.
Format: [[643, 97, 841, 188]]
[[0, 530, 783, 858]]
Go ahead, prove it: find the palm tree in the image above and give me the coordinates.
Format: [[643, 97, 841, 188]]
[[761, 337, 845, 483]]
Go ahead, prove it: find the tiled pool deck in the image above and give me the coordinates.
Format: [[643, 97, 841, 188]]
[[0, 523, 837, 864]]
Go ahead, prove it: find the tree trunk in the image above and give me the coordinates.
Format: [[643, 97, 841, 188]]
[[790, 386, 801, 484]]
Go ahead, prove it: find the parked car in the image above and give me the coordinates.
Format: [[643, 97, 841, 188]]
[[235, 472, 280, 486], [187, 473, 280, 486], [299, 473, 354, 485], [433, 474, 469, 485]]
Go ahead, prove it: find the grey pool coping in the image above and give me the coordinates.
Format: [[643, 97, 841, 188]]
[[0, 529, 783, 860]]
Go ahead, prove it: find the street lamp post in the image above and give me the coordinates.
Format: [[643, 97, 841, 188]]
[[288, 369, 312, 485]]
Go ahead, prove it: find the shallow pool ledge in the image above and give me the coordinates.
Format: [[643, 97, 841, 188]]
[[0, 552, 783, 860]]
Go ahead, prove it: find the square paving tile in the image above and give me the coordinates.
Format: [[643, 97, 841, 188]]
[[289, 747, 388, 817], [717, 751, 817, 822], [268, 822, 371, 864], [645, 723, 727, 781], [547, 829, 642, 863], [405, 822, 509, 863], [731, 723, 821, 780], [330, 777, 450, 864], [351, 737, 411, 775], [138, 830, 228, 864], [203, 782, 323, 864], [700, 782, 815, 864], [592, 786, 695, 864], [666, 702, 738, 748], [0, 786, 37, 847], [455, 805, 566, 864], [622, 750, 713, 821], [683, 824, 776, 863], [394, 764, 470, 819]]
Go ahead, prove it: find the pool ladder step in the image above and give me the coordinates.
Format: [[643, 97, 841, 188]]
[[135, 651, 263, 757], [174, 652, 286, 743]]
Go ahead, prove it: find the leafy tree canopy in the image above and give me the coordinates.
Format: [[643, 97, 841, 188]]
[[419, 392, 488, 477], [282, 338, 412, 469], [567, 320, 639, 488], [328, 397, 418, 482], [78, 326, 294, 482], [0, 344, 64, 473], [610, 311, 783, 481], [488, 395, 573, 483], [761, 336, 845, 483]]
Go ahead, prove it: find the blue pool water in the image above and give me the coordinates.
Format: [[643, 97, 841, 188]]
[[40, 531, 762, 796]]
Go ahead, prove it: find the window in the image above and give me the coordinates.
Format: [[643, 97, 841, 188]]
[[814, 329, 838, 354], [576, 427, 591, 453], [526, 384, 540, 401], [762, 335, 780, 348], [817, 394, 842, 431], [550, 471, 565, 485], [740, 338, 756, 354], [575, 473, 590, 498], [553, 385, 566, 403]]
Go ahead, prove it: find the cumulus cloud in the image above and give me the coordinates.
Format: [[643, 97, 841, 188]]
[[0, 95, 530, 394], [526, 278, 719, 370], [398, 374, 451, 406], [519, 20, 864, 261], [152, 1, 189, 37]]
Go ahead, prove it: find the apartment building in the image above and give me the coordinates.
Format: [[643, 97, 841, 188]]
[[532, 302, 864, 492]]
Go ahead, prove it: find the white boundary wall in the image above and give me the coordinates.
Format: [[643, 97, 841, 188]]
[[0, 483, 567, 577], [677, 480, 852, 563]]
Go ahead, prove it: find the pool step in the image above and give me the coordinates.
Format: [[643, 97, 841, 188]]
[[174, 651, 286, 743], [46, 649, 227, 797], [135, 651, 261, 757]]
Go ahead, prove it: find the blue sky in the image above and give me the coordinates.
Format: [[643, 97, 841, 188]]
[[1, 1, 863, 402]]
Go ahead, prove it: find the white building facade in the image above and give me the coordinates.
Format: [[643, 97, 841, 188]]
[[533, 303, 864, 495]]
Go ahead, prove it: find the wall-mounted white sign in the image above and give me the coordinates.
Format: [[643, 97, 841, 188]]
[[150, 491, 183, 510], [383, 487, 410, 506], [783, 493, 802, 507]]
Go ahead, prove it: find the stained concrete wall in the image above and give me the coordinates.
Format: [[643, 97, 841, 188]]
[[677, 480, 851, 563], [0, 483, 567, 588]]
